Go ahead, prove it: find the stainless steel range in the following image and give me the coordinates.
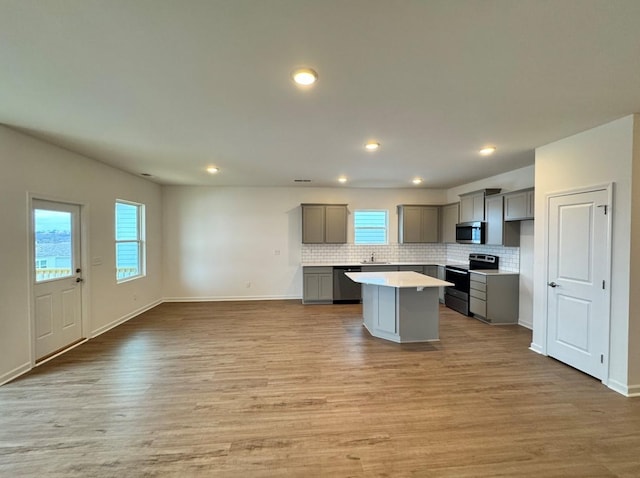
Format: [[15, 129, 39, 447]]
[[444, 254, 499, 316]]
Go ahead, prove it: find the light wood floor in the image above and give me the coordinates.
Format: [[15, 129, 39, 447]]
[[1, 301, 639, 477]]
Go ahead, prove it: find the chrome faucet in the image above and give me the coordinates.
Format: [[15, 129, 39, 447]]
[[371, 252, 375, 262]]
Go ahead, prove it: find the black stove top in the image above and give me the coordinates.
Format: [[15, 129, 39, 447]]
[[446, 254, 499, 271], [469, 253, 499, 270]]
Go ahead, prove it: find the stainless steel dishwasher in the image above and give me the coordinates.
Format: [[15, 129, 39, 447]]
[[333, 266, 362, 304]]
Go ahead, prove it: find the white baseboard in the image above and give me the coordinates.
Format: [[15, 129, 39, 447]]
[[163, 295, 300, 303], [529, 342, 545, 355], [518, 319, 533, 330], [627, 384, 640, 397], [0, 300, 163, 388], [35, 338, 88, 367], [0, 362, 32, 386], [607, 378, 640, 397], [90, 299, 162, 338]]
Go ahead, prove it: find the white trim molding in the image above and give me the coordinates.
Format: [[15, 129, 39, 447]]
[[90, 299, 162, 338], [0, 362, 32, 387], [163, 295, 301, 303], [518, 319, 533, 330], [529, 342, 545, 355], [607, 379, 640, 397]]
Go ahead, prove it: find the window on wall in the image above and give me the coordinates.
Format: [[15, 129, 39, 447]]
[[354, 210, 388, 244], [115, 200, 145, 282]]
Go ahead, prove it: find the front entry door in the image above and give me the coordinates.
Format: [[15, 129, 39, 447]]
[[32, 199, 84, 361], [547, 189, 609, 379]]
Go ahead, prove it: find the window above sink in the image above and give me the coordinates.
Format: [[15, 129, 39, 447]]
[[354, 210, 388, 245]]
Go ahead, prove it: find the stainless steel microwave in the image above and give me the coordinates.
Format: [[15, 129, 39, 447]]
[[455, 221, 486, 244]]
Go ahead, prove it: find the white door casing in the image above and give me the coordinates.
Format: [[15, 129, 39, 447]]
[[546, 188, 610, 380], [32, 199, 84, 361]]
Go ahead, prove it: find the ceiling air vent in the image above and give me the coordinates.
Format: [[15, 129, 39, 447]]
[[294, 179, 312, 183]]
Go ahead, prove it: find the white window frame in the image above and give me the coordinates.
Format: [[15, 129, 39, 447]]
[[115, 199, 146, 283], [354, 209, 389, 245]]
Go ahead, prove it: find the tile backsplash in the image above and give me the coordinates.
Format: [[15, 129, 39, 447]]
[[302, 243, 446, 264], [446, 243, 520, 271], [302, 243, 520, 272]]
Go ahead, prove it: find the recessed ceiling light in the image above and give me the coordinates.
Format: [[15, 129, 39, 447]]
[[412, 178, 423, 185], [291, 68, 318, 86], [365, 141, 380, 151], [479, 146, 497, 156], [206, 166, 219, 174], [338, 176, 348, 183]]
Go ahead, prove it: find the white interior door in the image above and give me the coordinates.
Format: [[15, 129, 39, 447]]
[[32, 199, 84, 361], [547, 189, 609, 379]]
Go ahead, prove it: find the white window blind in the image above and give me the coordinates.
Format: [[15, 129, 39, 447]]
[[354, 210, 388, 245]]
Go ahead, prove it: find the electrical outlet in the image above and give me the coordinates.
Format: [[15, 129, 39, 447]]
[[274, 250, 281, 256], [133, 294, 138, 301], [246, 282, 251, 288]]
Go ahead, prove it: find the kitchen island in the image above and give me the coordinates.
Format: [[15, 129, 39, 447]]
[[346, 271, 453, 343]]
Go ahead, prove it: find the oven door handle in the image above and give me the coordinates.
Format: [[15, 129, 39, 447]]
[[446, 268, 468, 275]]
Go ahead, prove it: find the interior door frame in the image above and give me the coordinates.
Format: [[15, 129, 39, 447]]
[[542, 183, 614, 385], [28, 192, 91, 366]]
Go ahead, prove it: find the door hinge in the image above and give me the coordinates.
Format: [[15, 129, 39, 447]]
[[597, 204, 608, 215], [601, 354, 604, 364], [602, 280, 606, 290]]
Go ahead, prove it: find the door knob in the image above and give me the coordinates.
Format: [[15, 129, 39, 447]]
[[548, 281, 559, 288], [76, 277, 84, 283]]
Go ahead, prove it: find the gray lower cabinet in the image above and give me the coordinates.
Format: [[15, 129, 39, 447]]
[[469, 272, 519, 324], [423, 265, 438, 278], [437, 265, 445, 303], [302, 267, 333, 304], [301, 204, 348, 244], [363, 265, 399, 272], [395, 264, 445, 303], [396, 265, 439, 276]]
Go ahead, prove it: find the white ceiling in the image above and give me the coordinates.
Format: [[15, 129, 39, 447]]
[[2, 0, 640, 188]]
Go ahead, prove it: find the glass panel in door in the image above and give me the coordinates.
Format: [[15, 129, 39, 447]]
[[34, 209, 74, 282]]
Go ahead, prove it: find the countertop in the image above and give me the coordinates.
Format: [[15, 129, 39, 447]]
[[302, 262, 518, 275], [345, 271, 453, 289], [302, 261, 445, 267], [469, 269, 520, 276]]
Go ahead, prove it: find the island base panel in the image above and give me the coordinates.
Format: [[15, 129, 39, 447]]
[[361, 284, 440, 343]]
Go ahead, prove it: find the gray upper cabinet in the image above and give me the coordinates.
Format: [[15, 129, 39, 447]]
[[440, 202, 459, 243], [485, 195, 520, 246], [504, 188, 535, 221], [398, 205, 439, 243], [325, 205, 348, 243], [302, 205, 325, 243], [459, 189, 500, 222], [301, 204, 348, 244]]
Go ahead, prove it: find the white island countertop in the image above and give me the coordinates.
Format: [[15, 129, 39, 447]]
[[346, 271, 453, 289]]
